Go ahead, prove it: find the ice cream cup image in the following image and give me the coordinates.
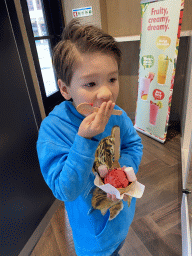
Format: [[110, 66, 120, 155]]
[[139, 77, 150, 100], [149, 101, 163, 126], [149, 102, 159, 125], [148, 72, 155, 83], [157, 54, 169, 84], [94, 167, 145, 200]]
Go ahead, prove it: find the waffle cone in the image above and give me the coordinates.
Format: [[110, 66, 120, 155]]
[[99, 175, 135, 195]]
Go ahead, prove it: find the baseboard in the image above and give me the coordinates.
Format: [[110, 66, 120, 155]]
[[19, 199, 62, 256], [181, 194, 191, 256]]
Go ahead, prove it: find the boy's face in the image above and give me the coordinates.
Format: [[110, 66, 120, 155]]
[[58, 52, 119, 109]]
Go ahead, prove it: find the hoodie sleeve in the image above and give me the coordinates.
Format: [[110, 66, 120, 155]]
[[37, 121, 99, 202], [118, 111, 143, 174]]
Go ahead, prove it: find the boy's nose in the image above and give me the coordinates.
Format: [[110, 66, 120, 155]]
[[97, 86, 112, 101]]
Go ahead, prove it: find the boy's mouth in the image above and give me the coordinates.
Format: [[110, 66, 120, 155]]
[[92, 101, 113, 108], [76, 102, 122, 116]]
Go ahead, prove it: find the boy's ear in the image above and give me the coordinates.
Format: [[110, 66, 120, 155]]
[[58, 79, 71, 100]]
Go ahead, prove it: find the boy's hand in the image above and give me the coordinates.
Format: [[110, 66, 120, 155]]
[[107, 193, 130, 202], [107, 193, 119, 201], [78, 101, 115, 139]]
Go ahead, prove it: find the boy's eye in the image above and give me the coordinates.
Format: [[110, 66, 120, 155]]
[[84, 82, 96, 87], [110, 78, 117, 83]]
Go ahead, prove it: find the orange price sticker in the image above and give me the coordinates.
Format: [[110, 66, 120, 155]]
[[156, 36, 171, 51]]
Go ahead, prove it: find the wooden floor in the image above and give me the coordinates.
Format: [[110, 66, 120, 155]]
[[31, 123, 182, 256]]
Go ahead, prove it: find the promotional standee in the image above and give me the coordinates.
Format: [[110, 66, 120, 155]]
[[134, 0, 184, 143]]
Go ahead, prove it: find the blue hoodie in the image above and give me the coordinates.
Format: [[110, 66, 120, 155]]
[[37, 101, 143, 256]]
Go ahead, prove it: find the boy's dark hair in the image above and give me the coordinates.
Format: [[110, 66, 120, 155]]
[[52, 19, 122, 87]]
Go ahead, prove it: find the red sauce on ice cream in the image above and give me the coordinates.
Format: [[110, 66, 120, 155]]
[[104, 168, 129, 188]]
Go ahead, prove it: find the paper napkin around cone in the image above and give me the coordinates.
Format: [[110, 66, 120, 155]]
[[94, 167, 145, 200]]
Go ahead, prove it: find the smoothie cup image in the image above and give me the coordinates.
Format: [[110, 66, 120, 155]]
[[149, 101, 159, 125], [139, 77, 150, 100], [157, 54, 169, 84]]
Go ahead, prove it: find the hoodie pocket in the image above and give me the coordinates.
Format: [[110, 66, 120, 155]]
[[82, 182, 111, 237]]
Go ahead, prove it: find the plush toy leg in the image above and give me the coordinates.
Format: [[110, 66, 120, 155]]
[[92, 187, 124, 220], [109, 201, 124, 220]]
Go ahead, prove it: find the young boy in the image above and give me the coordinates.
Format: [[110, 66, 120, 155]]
[[37, 19, 143, 256]]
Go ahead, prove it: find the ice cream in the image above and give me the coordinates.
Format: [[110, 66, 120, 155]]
[[104, 168, 129, 188], [148, 72, 155, 82]]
